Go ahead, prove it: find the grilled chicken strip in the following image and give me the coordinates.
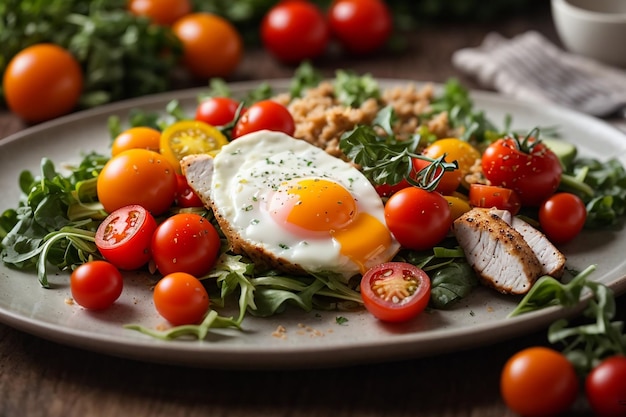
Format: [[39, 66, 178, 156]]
[[489, 209, 566, 278], [452, 208, 544, 295]]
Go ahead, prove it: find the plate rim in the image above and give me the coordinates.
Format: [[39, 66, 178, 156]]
[[1, 78, 625, 369]]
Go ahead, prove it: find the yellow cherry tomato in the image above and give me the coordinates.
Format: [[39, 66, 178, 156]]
[[423, 138, 481, 177], [444, 195, 471, 220], [160, 120, 229, 172]]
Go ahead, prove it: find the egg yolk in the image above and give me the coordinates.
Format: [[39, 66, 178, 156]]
[[267, 177, 393, 273], [267, 178, 357, 234]]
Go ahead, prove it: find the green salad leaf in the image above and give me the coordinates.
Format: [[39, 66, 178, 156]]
[[1, 153, 108, 287], [509, 265, 626, 374]]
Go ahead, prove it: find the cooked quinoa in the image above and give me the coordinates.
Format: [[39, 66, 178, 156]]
[[274, 81, 461, 159]]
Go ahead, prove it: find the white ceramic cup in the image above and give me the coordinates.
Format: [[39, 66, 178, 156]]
[[551, 0, 626, 66]]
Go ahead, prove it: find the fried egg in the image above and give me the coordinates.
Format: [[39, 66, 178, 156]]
[[184, 130, 400, 280]]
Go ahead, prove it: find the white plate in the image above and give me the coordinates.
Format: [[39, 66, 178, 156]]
[[1, 80, 626, 370]]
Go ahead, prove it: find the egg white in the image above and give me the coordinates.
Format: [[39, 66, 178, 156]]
[[210, 130, 400, 278]]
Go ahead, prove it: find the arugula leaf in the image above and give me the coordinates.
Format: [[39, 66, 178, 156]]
[[1, 153, 107, 287], [507, 264, 626, 373], [557, 157, 626, 228]]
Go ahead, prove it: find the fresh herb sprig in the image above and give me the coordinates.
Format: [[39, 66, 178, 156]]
[[340, 105, 458, 191]]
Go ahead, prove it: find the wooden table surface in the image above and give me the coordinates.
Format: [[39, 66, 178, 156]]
[[1, 4, 625, 416]]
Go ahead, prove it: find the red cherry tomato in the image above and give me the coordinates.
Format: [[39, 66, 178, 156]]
[[375, 178, 411, 198], [95, 205, 158, 270], [232, 100, 295, 139], [482, 135, 562, 207], [384, 187, 452, 251], [151, 213, 221, 277], [468, 184, 522, 215], [175, 174, 204, 208], [261, 0, 329, 63], [586, 355, 626, 417], [539, 192, 587, 244], [328, 0, 393, 55], [501, 347, 578, 417], [70, 261, 124, 310], [360, 262, 430, 322], [153, 272, 210, 325], [194, 96, 242, 126]]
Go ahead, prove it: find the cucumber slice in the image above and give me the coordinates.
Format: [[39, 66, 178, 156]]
[[542, 138, 577, 170]]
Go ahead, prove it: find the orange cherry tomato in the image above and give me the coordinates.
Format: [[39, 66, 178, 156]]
[[97, 149, 177, 215], [172, 13, 243, 79], [111, 126, 161, 156], [153, 272, 210, 325], [127, 0, 192, 26], [501, 347, 578, 417], [3, 43, 83, 123]]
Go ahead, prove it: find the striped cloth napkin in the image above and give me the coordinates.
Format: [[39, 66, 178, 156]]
[[452, 31, 626, 119]]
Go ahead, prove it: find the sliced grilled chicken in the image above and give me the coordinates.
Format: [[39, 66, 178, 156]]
[[453, 208, 544, 295], [489, 209, 566, 278]]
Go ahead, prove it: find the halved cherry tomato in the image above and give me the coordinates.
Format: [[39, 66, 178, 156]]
[[328, 0, 392, 55], [70, 261, 124, 310], [160, 120, 229, 172], [3, 43, 83, 123], [586, 355, 626, 417], [128, 0, 192, 26], [97, 149, 177, 215], [153, 272, 209, 325], [95, 205, 157, 270], [151, 213, 221, 277], [360, 262, 431, 322], [384, 187, 452, 251], [482, 134, 562, 207], [232, 100, 295, 139], [261, 0, 329, 63], [195, 97, 242, 126], [501, 347, 578, 417], [468, 184, 521, 215], [539, 192, 587, 244], [175, 174, 204, 208], [111, 126, 161, 156]]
